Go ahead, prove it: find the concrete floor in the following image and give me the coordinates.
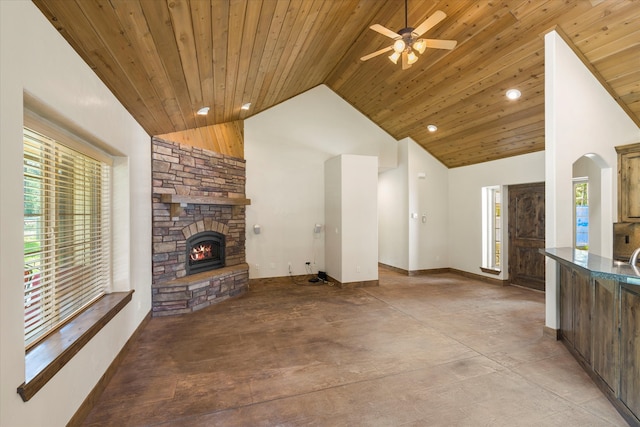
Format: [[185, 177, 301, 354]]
[[82, 268, 629, 426]]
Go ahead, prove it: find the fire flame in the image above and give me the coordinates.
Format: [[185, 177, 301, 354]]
[[190, 244, 212, 261]]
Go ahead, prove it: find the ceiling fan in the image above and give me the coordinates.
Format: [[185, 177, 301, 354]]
[[360, 1, 457, 70]]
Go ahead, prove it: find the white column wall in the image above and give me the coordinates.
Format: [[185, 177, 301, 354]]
[[340, 155, 379, 283], [1, 2, 151, 426], [325, 155, 379, 284], [544, 31, 639, 329]]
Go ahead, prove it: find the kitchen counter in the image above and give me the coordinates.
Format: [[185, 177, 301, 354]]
[[541, 247, 640, 285], [541, 247, 640, 426]]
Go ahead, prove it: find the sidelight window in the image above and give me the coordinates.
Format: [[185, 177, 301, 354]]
[[482, 185, 502, 271]]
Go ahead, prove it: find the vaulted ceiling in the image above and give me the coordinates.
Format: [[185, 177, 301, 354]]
[[32, 0, 640, 168]]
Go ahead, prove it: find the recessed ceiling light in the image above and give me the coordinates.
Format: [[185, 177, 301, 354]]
[[506, 89, 521, 100], [241, 102, 251, 111], [427, 124, 438, 132], [196, 106, 210, 115]]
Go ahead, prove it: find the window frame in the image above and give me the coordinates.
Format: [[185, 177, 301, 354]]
[[23, 125, 113, 349], [18, 110, 132, 402], [482, 185, 503, 273], [573, 178, 589, 250]]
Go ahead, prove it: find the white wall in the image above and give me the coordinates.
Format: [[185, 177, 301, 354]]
[[378, 143, 408, 270], [448, 152, 546, 278], [325, 155, 379, 283], [378, 138, 449, 272], [244, 85, 397, 279], [544, 31, 640, 329], [325, 157, 343, 280], [0, 2, 151, 426], [407, 139, 450, 271]]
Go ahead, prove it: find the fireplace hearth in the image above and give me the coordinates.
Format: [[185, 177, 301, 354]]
[[186, 231, 225, 275]]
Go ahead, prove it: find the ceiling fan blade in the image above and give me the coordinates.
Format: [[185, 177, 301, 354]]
[[360, 46, 393, 61], [370, 24, 399, 39], [402, 51, 410, 70], [412, 10, 446, 37], [423, 39, 458, 50]]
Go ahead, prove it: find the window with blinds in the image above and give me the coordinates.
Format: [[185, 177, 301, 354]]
[[23, 127, 111, 348]]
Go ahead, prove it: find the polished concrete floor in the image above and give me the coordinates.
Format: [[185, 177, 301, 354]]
[[83, 268, 628, 426]]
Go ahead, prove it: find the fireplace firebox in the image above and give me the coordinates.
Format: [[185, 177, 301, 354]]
[[185, 231, 225, 275]]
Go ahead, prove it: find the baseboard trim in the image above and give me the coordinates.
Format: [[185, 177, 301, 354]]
[[250, 267, 509, 288], [543, 326, 561, 340], [327, 275, 379, 289], [378, 262, 409, 275], [408, 268, 451, 276], [378, 263, 452, 276], [67, 311, 152, 427], [449, 268, 510, 286]]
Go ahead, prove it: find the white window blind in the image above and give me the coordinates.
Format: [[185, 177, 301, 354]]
[[23, 127, 111, 348]]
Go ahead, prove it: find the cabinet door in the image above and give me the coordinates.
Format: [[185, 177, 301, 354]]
[[620, 284, 640, 419], [559, 264, 574, 344], [618, 144, 640, 222], [592, 278, 619, 392], [573, 268, 592, 363]]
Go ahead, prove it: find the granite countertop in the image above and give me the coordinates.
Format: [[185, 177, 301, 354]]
[[541, 247, 640, 285]]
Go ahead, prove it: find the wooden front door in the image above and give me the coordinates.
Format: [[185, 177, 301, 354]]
[[508, 182, 546, 291]]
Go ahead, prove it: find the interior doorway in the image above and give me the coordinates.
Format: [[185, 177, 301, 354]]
[[508, 182, 546, 291]]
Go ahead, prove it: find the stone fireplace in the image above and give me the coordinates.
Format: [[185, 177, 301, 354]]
[[151, 137, 250, 316]]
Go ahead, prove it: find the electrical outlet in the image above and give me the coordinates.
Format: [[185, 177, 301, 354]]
[[255, 263, 260, 270], [356, 265, 361, 273]]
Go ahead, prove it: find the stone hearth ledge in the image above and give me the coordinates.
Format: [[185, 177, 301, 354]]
[[152, 263, 249, 316]]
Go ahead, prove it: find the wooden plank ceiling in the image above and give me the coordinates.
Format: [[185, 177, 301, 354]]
[[32, 0, 640, 168]]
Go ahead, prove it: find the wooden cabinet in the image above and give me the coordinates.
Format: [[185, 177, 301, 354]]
[[557, 264, 639, 424], [559, 264, 574, 345], [617, 143, 640, 223], [573, 268, 592, 362], [620, 284, 640, 418], [592, 277, 619, 392], [546, 249, 640, 425], [558, 265, 592, 363]]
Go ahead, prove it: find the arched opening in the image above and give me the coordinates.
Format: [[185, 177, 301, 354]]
[[572, 153, 613, 257]]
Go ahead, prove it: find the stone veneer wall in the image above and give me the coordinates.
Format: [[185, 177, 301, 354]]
[[151, 137, 248, 315]]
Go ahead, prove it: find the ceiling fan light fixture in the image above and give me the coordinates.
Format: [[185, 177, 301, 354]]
[[506, 89, 521, 100], [361, 8, 455, 70], [196, 106, 210, 115], [393, 39, 406, 53], [407, 50, 418, 65], [413, 39, 427, 54], [388, 51, 401, 64]]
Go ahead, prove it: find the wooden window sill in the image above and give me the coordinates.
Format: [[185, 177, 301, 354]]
[[17, 290, 134, 402]]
